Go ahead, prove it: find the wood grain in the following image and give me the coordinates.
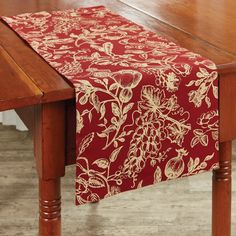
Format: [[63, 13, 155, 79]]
[[119, 0, 236, 56], [34, 102, 66, 235], [0, 46, 42, 111], [212, 142, 232, 236], [219, 71, 236, 142], [34, 102, 66, 180], [39, 178, 61, 236]]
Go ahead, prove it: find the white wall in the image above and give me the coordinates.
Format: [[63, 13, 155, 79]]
[[0, 110, 27, 131]]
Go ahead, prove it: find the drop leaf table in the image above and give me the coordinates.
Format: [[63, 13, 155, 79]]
[[0, 0, 235, 235]]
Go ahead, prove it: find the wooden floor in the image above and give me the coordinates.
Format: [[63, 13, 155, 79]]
[[0, 124, 235, 236]]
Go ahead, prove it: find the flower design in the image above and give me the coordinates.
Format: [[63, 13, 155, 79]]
[[187, 68, 218, 108], [3, 5, 219, 205], [112, 70, 142, 89], [198, 110, 218, 128], [191, 110, 218, 148], [166, 122, 190, 146], [166, 72, 180, 92]]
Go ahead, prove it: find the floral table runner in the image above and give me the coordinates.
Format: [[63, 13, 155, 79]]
[[2, 6, 219, 205]]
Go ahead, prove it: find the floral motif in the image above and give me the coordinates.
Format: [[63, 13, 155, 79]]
[[191, 110, 219, 150], [187, 67, 218, 108], [2, 6, 219, 205]]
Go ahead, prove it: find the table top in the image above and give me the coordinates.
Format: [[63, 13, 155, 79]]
[[121, 0, 236, 58], [0, 0, 236, 111]]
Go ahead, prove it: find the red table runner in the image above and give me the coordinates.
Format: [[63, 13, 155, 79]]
[[2, 6, 219, 205]]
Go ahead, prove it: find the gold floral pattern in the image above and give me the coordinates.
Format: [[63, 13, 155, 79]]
[[2, 6, 219, 205]]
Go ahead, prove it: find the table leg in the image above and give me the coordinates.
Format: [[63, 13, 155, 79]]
[[212, 141, 232, 236], [34, 102, 66, 236], [39, 178, 61, 236]]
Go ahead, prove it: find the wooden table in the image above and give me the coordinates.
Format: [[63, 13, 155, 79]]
[[0, 0, 235, 235]]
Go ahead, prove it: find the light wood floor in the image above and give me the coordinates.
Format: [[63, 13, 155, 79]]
[[0, 124, 235, 236]]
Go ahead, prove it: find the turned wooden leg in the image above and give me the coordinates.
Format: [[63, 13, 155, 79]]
[[212, 141, 232, 236], [39, 178, 61, 236], [34, 102, 66, 236]]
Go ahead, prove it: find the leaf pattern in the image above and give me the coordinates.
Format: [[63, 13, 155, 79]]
[[93, 159, 110, 169], [110, 147, 123, 162], [78, 133, 94, 157], [2, 6, 219, 205]]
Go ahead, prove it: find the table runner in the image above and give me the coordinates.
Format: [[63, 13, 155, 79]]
[[2, 6, 219, 205]]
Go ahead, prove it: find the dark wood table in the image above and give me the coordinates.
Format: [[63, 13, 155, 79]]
[[0, 0, 235, 235]]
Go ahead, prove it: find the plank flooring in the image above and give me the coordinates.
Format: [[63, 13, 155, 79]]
[[0, 124, 235, 236]]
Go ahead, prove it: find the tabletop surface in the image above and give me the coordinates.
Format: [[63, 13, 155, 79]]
[[0, 0, 236, 111], [120, 0, 236, 57]]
